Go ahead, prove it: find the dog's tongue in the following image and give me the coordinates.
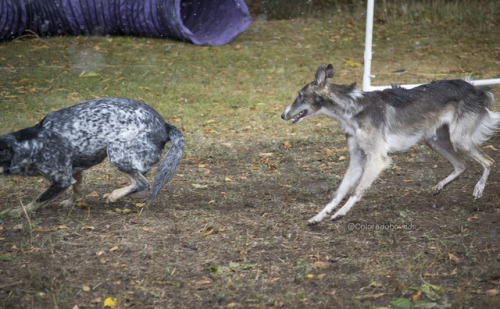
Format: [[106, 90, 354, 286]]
[[292, 110, 306, 124]]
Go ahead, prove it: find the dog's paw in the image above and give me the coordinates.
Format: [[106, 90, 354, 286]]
[[307, 219, 320, 226], [330, 212, 345, 221], [307, 213, 327, 225], [432, 184, 443, 195], [59, 199, 75, 208], [473, 185, 484, 199]]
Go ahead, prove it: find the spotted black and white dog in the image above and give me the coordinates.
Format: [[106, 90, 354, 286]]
[[0, 98, 184, 216]]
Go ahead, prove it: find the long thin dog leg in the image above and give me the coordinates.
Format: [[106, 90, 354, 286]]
[[330, 153, 391, 220], [466, 147, 494, 198], [426, 126, 467, 194], [308, 138, 366, 225]]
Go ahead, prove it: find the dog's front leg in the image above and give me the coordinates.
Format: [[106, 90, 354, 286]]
[[9, 182, 70, 217], [60, 171, 84, 207], [308, 138, 366, 225], [330, 153, 392, 220]]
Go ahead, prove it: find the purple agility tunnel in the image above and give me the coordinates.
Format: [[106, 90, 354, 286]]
[[0, 0, 252, 46]]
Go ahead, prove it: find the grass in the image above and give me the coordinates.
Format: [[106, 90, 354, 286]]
[[1, 1, 500, 308]]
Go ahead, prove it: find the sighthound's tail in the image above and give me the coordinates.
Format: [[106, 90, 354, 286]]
[[148, 124, 185, 202]]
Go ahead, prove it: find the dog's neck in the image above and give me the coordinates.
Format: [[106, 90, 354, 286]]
[[319, 83, 366, 135]]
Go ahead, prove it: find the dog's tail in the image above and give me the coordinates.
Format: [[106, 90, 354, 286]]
[[148, 124, 185, 202], [472, 87, 500, 145]]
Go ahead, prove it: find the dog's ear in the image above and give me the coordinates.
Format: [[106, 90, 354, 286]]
[[325, 64, 334, 79], [315, 64, 328, 87]]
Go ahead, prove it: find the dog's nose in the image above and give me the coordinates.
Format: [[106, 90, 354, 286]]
[[281, 113, 286, 120]]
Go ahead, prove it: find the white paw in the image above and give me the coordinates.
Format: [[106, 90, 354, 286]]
[[307, 213, 327, 225], [330, 211, 345, 221], [473, 185, 484, 199], [59, 199, 75, 208]]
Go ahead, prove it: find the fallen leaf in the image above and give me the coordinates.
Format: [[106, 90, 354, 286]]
[[82, 285, 90, 292], [87, 191, 99, 198], [103, 297, 116, 307], [411, 289, 422, 302], [354, 293, 384, 300], [448, 252, 461, 263], [311, 261, 329, 269], [284, 140, 292, 148], [91, 297, 102, 303], [109, 246, 119, 252], [225, 177, 232, 182], [325, 149, 332, 155], [420, 282, 442, 301]]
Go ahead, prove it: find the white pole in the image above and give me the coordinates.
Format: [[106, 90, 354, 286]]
[[362, 0, 375, 91], [362, 0, 500, 91]]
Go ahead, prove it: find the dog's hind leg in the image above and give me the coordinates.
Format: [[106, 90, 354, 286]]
[[426, 126, 467, 194], [463, 146, 494, 198], [104, 171, 149, 203], [60, 171, 84, 207], [308, 137, 366, 225]]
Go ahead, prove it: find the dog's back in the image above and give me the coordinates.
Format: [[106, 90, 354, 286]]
[[41, 98, 169, 167]]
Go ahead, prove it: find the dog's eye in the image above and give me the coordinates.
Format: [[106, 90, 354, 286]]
[[298, 92, 303, 98]]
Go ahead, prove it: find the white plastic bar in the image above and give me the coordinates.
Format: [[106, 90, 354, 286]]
[[362, 0, 375, 91], [362, 0, 500, 91]]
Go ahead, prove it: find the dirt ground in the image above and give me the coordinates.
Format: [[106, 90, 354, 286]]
[[1, 128, 499, 308]]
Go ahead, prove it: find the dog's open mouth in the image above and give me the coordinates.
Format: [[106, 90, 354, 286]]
[[292, 110, 307, 124]]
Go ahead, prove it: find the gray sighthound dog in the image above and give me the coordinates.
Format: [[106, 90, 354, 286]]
[[0, 98, 184, 217], [282, 64, 499, 225]]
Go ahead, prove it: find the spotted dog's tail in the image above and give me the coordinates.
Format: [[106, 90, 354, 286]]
[[148, 124, 185, 202]]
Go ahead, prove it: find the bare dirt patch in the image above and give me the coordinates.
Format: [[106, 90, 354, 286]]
[[1, 132, 499, 308]]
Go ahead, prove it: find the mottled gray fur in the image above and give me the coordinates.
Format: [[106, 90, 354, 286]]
[[282, 64, 499, 225], [0, 98, 184, 216]]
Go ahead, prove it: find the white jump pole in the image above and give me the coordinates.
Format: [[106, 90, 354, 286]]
[[362, 0, 500, 91], [362, 0, 375, 91]]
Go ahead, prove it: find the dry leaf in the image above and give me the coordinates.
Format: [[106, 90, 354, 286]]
[[110, 246, 119, 252], [87, 191, 99, 198], [411, 289, 422, 302], [354, 293, 384, 300], [104, 297, 117, 307], [284, 140, 292, 148], [91, 297, 102, 303], [325, 149, 332, 155], [448, 252, 461, 263], [82, 285, 91, 292]]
